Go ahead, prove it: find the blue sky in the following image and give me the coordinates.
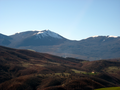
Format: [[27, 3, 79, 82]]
[[0, 0, 120, 40]]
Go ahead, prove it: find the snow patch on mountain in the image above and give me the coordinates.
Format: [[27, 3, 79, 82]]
[[35, 30, 63, 39], [13, 32, 21, 35], [107, 35, 118, 38], [91, 35, 99, 38], [91, 35, 118, 38], [85, 35, 118, 40], [84, 35, 99, 39]]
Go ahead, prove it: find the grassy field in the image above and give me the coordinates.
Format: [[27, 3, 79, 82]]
[[103, 66, 120, 73], [71, 69, 86, 74], [71, 69, 98, 75], [95, 87, 120, 90]]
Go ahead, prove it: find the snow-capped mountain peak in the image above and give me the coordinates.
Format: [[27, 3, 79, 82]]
[[35, 30, 63, 39]]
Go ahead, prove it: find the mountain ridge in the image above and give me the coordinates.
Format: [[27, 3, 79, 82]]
[[1, 30, 120, 41], [0, 30, 120, 60]]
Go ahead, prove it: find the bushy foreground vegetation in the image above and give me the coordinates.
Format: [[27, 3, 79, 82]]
[[0, 74, 117, 90]]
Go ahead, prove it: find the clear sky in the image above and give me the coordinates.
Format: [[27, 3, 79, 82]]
[[0, 0, 120, 40]]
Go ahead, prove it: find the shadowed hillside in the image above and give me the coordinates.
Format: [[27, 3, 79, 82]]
[[0, 46, 120, 90]]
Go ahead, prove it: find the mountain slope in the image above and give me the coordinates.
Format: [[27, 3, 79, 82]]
[[9, 30, 68, 47], [62, 36, 120, 59], [0, 33, 12, 46], [0, 30, 120, 60], [10, 30, 66, 41], [17, 35, 120, 60]]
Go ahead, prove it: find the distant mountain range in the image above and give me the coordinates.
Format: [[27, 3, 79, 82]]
[[0, 30, 120, 60]]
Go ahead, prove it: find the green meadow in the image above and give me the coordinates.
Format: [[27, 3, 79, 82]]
[[95, 87, 120, 90]]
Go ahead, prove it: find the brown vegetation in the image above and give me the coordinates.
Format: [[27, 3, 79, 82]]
[[0, 46, 120, 90]]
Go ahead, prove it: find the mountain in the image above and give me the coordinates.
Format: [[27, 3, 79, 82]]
[[65, 36, 120, 59], [0, 46, 120, 90], [0, 30, 120, 60], [0, 33, 12, 46], [18, 35, 119, 60], [9, 30, 68, 47]]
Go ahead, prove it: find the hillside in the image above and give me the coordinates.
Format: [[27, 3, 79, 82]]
[[0, 46, 120, 90]]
